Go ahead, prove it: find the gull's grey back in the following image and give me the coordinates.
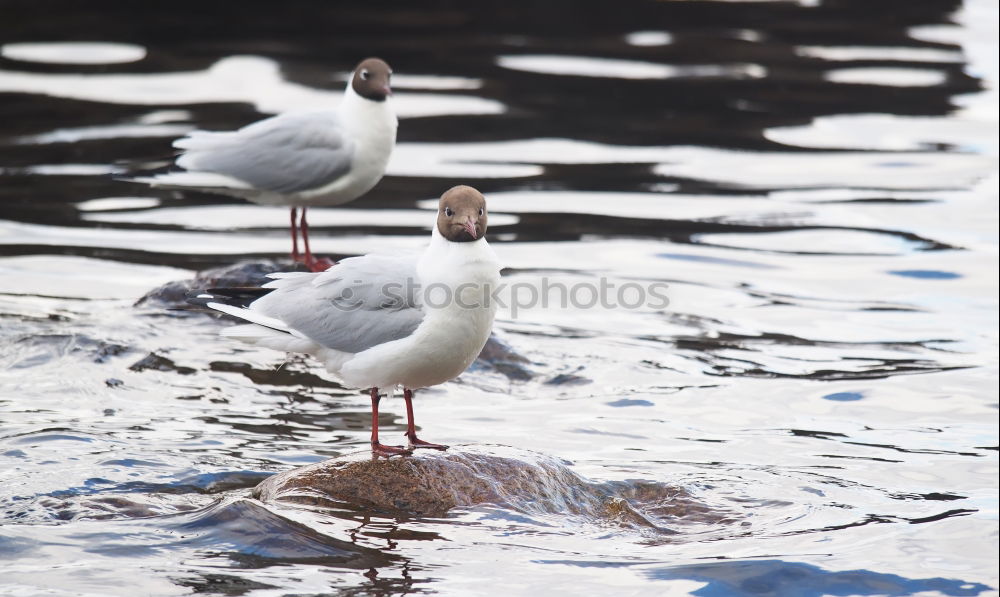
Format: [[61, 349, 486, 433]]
[[176, 111, 354, 195]]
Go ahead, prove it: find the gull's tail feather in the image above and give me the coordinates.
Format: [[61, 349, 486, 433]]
[[187, 288, 289, 332], [189, 288, 319, 353]]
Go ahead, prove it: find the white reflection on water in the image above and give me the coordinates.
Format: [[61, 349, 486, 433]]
[[624, 31, 673, 46], [11, 123, 192, 145], [497, 54, 766, 79], [0, 55, 505, 118], [3, 163, 126, 176], [0, 41, 147, 65], [796, 45, 962, 62], [76, 197, 162, 212], [363, 73, 483, 90], [826, 67, 948, 87]]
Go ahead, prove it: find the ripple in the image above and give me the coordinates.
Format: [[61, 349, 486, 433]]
[[695, 229, 930, 256], [653, 148, 991, 190], [765, 114, 994, 152]]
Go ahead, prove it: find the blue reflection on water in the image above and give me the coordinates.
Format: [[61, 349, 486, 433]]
[[606, 398, 655, 407], [644, 560, 993, 596], [822, 392, 864, 402], [888, 270, 962, 280], [658, 253, 779, 270]]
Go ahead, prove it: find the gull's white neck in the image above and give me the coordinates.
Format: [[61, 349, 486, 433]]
[[416, 227, 501, 316], [338, 82, 398, 132], [418, 227, 498, 279]]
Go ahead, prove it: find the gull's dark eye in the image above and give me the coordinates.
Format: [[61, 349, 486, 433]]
[[479, 207, 484, 216], [360, 69, 370, 80], [444, 207, 454, 217]]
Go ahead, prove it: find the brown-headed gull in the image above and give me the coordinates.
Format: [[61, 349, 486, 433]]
[[195, 186, 501, 456], [139, 58, 397, 271]]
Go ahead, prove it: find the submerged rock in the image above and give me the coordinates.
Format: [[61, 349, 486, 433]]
[[253, 445, 701, 529], [135, 259, 306, 310]]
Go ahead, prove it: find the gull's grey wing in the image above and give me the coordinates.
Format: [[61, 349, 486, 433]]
[[175, 111, 353, 194], [247, 254, 423, 353]]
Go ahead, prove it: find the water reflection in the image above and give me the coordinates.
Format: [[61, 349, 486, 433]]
[[0, 55, 504, 118], [0, 41, 147, 65], [497, 54, 766, 79], [640, 560, 992, 596]]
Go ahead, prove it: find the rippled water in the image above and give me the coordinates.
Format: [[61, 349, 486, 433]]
[[1, 0, 997, 595]]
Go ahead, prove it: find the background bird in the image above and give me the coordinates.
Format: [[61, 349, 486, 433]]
[[194, 185, 501, 456], [137, 57, 397, 271]]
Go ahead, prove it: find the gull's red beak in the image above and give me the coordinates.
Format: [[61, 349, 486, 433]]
[[383, 85, 392, 96], [462, 218, 478, 240]]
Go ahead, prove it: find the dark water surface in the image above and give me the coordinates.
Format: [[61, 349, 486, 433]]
[[1, 0, 997, 595]]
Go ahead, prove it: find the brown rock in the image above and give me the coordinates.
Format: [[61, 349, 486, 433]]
[[254, 445, 610, 518], [252, 445, 711, 535]]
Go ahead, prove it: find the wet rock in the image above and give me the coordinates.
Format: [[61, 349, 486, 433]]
[[471, 333, 536, 381], [134, 259, 308, 310], [93, 341, 129, 364], [545, 371, 592, 386], [253, 445, 699, 529], [254, 445, 600, 518], [128, 352, 195, 375]]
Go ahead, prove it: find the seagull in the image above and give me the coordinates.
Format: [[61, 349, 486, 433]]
[[138, 57, 398, 271], [195, 186, 501, 457]]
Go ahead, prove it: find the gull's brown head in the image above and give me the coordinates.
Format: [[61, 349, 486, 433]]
[[351, 58, 392, 102], [437, 185, 488, 243]]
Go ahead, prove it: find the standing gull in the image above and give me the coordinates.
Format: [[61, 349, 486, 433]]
[[196, 186, 501, 456], [139, 57, 397, 271]]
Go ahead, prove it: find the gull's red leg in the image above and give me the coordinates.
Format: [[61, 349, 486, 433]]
[[289, 207, 300, 263], [404, 388, 449, 450], [370, 387, 412, 457], [300, 207, 335, 272]]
